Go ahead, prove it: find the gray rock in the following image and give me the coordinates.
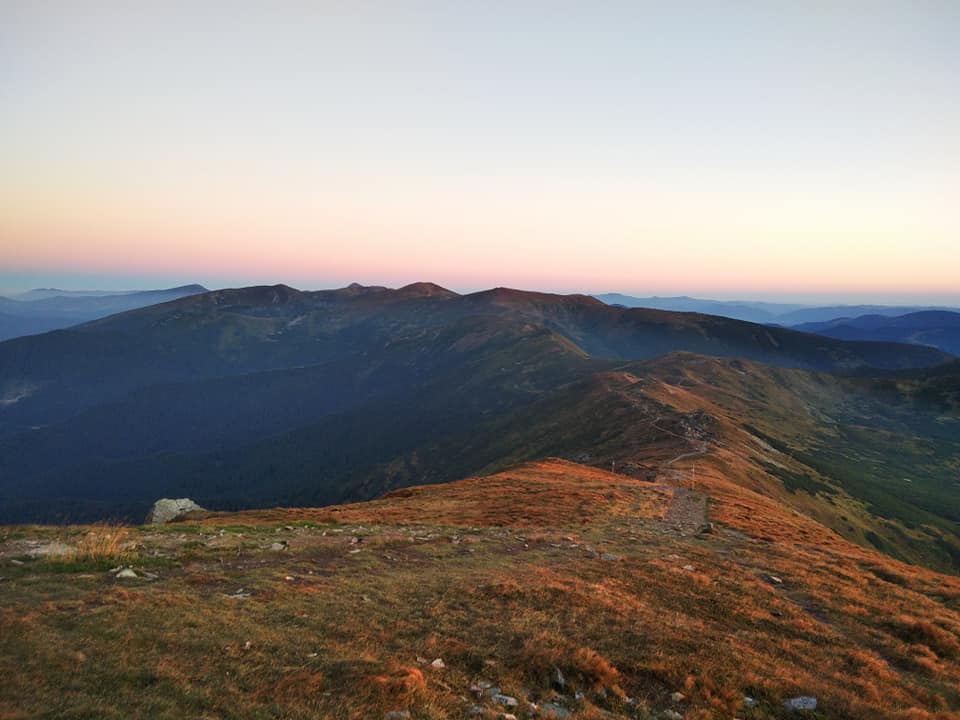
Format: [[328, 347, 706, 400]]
[[662, 711, 683, 720], [466, 706, 485, 716], [552, 666, 566, 691], [145, 498, 207, 524], [600, 552, 621, 561], [115, 568, 138, 579], [493, 694, 518, 708], [384, 712, 411, 720], [670, 691, 685, 703], [269, 542, 287, 551], [541, 703, 572, 719], [743, 696, 758, 708], [430, 658, 445, 669], [784, 696, 817, 711]]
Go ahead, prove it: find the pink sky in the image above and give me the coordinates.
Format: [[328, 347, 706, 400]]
[[2, 3, 958, 303]]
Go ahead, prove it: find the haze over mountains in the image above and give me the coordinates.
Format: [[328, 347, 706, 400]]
[[595, 292, 960, 326], [0, 285, 208, 341], [793, 311, 960, 356], [1, 282, 958, 576]]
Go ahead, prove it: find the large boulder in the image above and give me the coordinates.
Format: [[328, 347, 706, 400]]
[[145, 498, 208, 524]]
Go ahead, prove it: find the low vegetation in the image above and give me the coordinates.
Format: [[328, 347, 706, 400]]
[[2, 460, 959, 719]]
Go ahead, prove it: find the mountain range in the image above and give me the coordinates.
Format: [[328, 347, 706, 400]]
[[1, 282, 958, 575], [0, 284, 208, 341], [595, 293, 960, 325], [793, 310, 960, 355]]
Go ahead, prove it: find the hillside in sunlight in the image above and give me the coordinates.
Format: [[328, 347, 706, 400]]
[[3, 459, 960, 719]]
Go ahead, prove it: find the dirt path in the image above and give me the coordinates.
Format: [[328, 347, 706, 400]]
[[660, 486, 708, 535], [654, 445, 710, 535]]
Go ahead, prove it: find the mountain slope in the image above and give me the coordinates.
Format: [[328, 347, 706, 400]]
[[2, 459, 959, 719], [0, 284, 957, 576]]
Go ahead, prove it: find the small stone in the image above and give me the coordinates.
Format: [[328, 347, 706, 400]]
[[784, 696, 817, 711], [243, 641, 252, 651], [10, 559, 24, 566], [768, 575, 784, 585], [493, 694, 518, 708], [551, 666, 566, 692], [499, 715, 517, 720], [682, 564, 696, 571], [466, 707, 484, 716], [698, 522, 715, 534], [431, 658, 446, 669], [662, 711, 683, 720], [542, 703, 571, 718], [743, 696, 758, 708], [115, 568, 137, 579], [384, 712, 411, 720], [269, 542, 287, 551], [671, 691, 685, 702], [600, 552, 621, 561], [574, 690, 585, 701]]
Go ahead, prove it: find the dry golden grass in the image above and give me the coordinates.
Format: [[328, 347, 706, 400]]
[[2, 459, 960, 719], [67, 525, 136, 563]]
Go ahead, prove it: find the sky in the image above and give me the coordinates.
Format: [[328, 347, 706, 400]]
[[1, 1, 958, 303]]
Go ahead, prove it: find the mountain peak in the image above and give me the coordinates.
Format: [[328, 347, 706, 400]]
[[395, 282, 459, 298]]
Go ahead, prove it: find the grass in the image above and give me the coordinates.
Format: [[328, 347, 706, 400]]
[[2, 459, 960, 719]]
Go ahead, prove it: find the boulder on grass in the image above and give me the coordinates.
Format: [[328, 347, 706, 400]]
[[145, 498, 209, 524]]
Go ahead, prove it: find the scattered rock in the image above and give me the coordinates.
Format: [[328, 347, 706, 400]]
[[430, 658, 446, 669], [600, 552, 621, 561], [768, 575, 784, 585], [499, 715, 517, 720], [542, 703, 572, 719], [743, 696, 758, 708], [144, 498, 208, 524], [466, 706, 484, 716], [698, 522, 715, 534], [269, 542, 287, 552], [784, 696, 817, 711], [662, 711, 683, 720], [384, 712, 411, 720], [671, 691, 685, 702], [243, 641, 252, 651], [225, 589, 252, 599], [493, 693, 518, 708], [10, 559, 25, 566], [682, 564, 696, 572], [551, 666, 566, 692], [574, 690, 585, 701], [25, 541, 74, 558], [114, 568, 138, 579]]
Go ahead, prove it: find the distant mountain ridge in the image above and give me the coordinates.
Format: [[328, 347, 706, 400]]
[[0, 284, 208, 341], [794, 310, 960, 355], [595, 292, 960, 325]]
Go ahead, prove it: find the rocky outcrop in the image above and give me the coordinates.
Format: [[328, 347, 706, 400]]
[[144, 498, 208, 524]]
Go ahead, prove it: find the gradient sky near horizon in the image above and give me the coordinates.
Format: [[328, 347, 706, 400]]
[[2, 2, 958, 303]]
